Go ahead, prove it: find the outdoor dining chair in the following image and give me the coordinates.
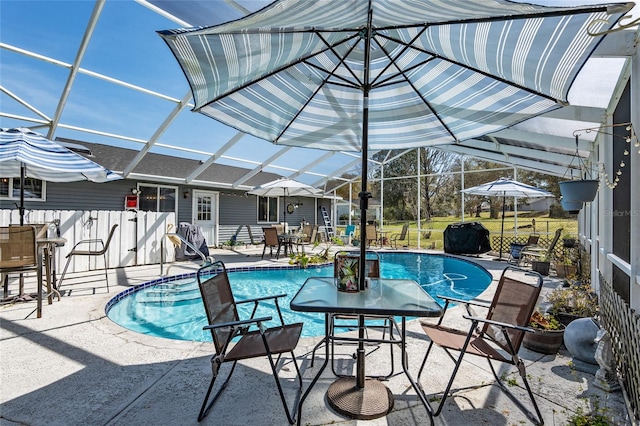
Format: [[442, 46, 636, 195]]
[[261, 227, 283, 259], [1, 226, 44, 317], [417, 266, 544, 424], [57, 224, 118, 293], [364, 224, 378, 247], [295, 225, 317, 253], [507, 233, 540, 264], [196, 261, 303, 424], [390, 223, 410, 249], [519, 228, 563, 267]]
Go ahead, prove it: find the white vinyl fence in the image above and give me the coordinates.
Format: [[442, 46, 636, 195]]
[[1, 209, 176, 275]]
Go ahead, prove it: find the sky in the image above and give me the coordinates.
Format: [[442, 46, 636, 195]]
[[1, 0, 638, 187]]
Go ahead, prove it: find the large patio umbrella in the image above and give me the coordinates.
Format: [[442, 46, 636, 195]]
[[1, 127, 122, 225], [159, 0, 630, 283], [248, 177, 320, 223], [462, 178, 554, 260], [158, 0, 630, 415]]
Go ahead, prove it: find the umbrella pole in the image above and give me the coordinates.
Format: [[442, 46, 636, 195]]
[[19, 162, 25, 225], [499, 194, 506, 260], [358, 9, 374, 391], [283, 189, 287, 225]]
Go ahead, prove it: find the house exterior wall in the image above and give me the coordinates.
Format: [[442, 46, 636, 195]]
[[0, 180, 132, 214], [1, 180, 329, 224]]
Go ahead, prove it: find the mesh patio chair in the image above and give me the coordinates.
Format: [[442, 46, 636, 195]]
[[0, 226, 44, 317], [519, 228, 563, 267], [261, 227, 284, 259], [417, 266, 544, 424], [310, 251, 397, 378], [390, 223, 410, 249], [58, 224, 118, 293], [507, 233, 540, 264], [295, 225, 317, 253], [196, 261, 303, 423], [364, 224, 378, 247]]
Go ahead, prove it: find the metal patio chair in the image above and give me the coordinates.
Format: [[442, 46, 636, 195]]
[[0, 226, 44, 317], [364, 224, 378, 247], [58, 224, 118, 293], [196, 261, 303, 423], [390, 223, 410, 249], [507, 233, 540, 264], [261, 227, 283, 259], [417, 266, 544, 424], [519, 228, 563, 267]]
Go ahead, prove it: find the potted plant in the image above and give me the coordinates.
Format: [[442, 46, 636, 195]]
[[523, 311, 566, 354], [558, 137, 600, 203], [531, 254, 551, 276], [555, 260, 577, 278], [554, 250, 578, 278], [559, 179, 599, 203], [547, 282, 598, 327], [560, 198, 583, 214]]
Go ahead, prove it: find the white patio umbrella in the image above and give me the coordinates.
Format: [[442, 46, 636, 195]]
[[0, 127, 122, 225], [248, 177, 320, 223], [462, 178, 554, 260]]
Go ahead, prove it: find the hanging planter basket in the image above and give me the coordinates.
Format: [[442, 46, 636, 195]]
[[560, 199, 583, 213], [559, 179, 599, 203]]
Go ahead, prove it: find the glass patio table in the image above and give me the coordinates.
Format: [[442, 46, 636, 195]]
[[290, 277, 443, 425]]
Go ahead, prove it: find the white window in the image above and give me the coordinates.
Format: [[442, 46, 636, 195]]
[[257, 196, 278, 223], [0, 177, 45, 201], [138, 184, 177, 213]]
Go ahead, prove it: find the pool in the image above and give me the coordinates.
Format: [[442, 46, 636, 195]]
[[106, 252, 492, 341]]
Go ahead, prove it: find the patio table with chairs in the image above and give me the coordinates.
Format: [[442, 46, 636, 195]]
[[279, 231, 306, 255], [1, 222, 66, 318]]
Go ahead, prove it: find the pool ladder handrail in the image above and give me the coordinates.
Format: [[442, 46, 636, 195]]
[[160, 232, 215, 276]]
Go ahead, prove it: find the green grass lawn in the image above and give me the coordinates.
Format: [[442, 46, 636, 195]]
[[336, 213, 578, 253]]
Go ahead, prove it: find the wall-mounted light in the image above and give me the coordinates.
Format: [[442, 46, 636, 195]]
[[183, 189, 190, 199], [131, 188, 140, 195]]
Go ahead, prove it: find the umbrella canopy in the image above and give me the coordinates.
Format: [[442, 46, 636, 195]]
[[462, 178, 554, 259], [159, 0, 630, 279], [248, 177, 320, 223], [462, 178, 555, 199], [1, 127, 122, 224]]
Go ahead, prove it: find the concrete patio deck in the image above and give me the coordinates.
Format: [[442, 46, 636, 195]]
[[0, 246, 631, 426]]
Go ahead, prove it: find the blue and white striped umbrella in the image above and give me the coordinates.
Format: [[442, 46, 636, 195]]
[[158, 0, 632, 152], [1, 127, 121, 223], [159, 0, 631, 290], [1, 127, 121, 182]]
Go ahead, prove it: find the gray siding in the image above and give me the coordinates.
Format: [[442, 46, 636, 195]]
[[219, 191, 258, 225], [4, 180, 131, 212], [2, 177, 335, 247]]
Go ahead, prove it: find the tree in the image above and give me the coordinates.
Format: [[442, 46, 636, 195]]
[[370, 148, 457, 222]]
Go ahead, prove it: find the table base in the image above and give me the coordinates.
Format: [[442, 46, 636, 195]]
[[326, 377, 394, 420]]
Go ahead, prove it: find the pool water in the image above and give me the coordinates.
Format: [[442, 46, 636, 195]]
[[106, 252, 492, 341]]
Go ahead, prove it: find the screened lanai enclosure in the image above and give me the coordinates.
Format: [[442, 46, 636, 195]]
[[1, 0, 639, 420], [2, 0, 638, 297]]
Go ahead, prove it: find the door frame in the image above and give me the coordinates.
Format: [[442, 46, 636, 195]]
[[192, 189, 219, 247]]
